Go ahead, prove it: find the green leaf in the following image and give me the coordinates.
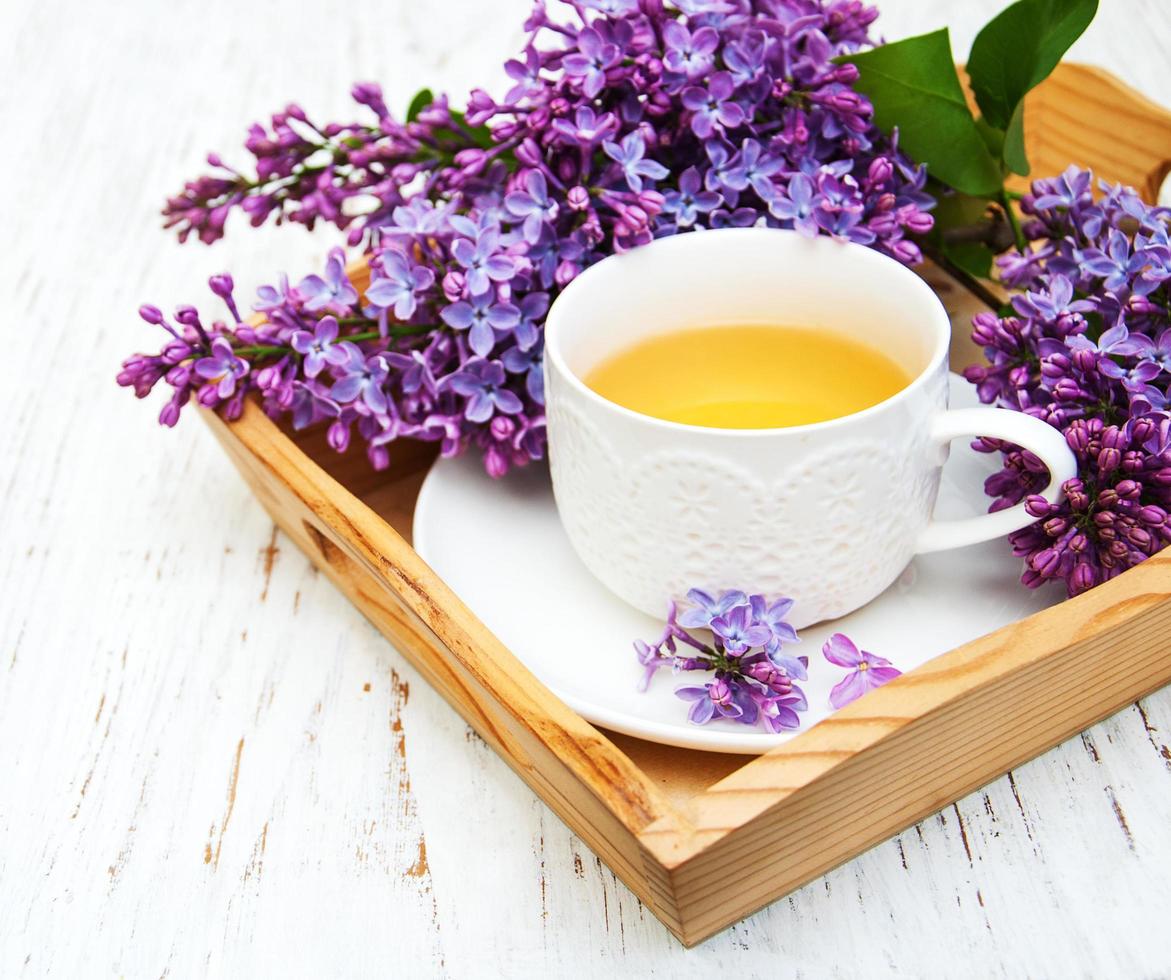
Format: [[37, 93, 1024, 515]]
[[967, 0, 1097, 129], [1002, 100, 1030, 175], [842, 29, 1003, 197], [944, 240, 994, 279], [974, 116, 1005, 160], [406, 87, 434, 122]]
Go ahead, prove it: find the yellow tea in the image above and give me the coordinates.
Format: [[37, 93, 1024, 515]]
[[583, 325, 910, 429]]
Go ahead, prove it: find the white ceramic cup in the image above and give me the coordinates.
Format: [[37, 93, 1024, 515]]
[[543, 228, 1077, 628]]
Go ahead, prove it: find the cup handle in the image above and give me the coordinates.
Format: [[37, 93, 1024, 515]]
[[914, 407, 1079, 554]]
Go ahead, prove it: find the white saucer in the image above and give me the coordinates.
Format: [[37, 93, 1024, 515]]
[[412, 376, 1059, 754]]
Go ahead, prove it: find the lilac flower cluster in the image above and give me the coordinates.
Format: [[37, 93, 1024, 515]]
[[635, 590, 903, 729], [637, 589, 809, 731], [963, 166, 1171, 595], [122, 0, 935, 476]]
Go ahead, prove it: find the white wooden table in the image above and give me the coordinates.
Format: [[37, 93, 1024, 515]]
[[3, 1, 1170, 975]]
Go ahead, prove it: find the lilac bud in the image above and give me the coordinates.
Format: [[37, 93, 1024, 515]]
[[1139, 505, 1166, 524], [903, 208, 933, 234], [254, 365, 280, 390], [442, 271, 466, 302], [484, 444, 509, 479], [515, 138, 542, 168], [1021, 568, 1045, 589], [1127, 527, 1153, 550], [159, 398, 183, 428], [1025, 495, 1052, 519], [175, 305, 201, 328], [139, 304, 165, 325], [1066, 423, 1090, 453], [368, 444, 390, 470], [1031, 548, 1061, 576], [165, 364, 191, 387], [327, 420, 350, 453], [1043, 517, 1069, 537], [971, 312, 999, 346], [567, 186, 590, 211], [490, 416, 517, 441], [1070, 563, 1098, 593], [889, 239, 921, 265], [710, 676, 734, 708], [1071, 348, 1098, 373], [454, 148, 488, 176]]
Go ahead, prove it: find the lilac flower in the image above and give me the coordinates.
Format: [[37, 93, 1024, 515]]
[[550, 106, 619, 145], [446, 359, 523, 422], [710, 604, 772, 654], [723, 30, 766, 85], [1031, 164, 1093, 212], [330, 347, 390, 414], [812, 173, 872, 242], [767, 173, 818, 235], [675, 676, 746, 724], [562, 28, 620, 99], [678, 588, 748, 628], [501, 343, 545, 403], [662, 22, 718, 78], [505, 170, 560, 243], [289, 381, 339, 431], [1067, 322, 1144, 359], [511, 292, 549, 351], [441, 290, 521, 357], [451, 229, 516, 296], [254, 274, 292, 313], [297, 248, 359, 312], [365, 251, 435, 321], [1081, 229, 1156, 293], [602, 132, 670, 193], [1131, 328, 1171, 371], [723, 139, 783, 198], [384, 349, 437, 396], [754, 689, 806, 733], [194, 337, 249, 399], [290, 316, 349, 378], [503, 46, 543, 104], [681, 72, 745, 138], [662, 167, 721, 228], [822, 634, 902, 709], [966, 172, 1171, 594], [1098, 359, 1165, 406]]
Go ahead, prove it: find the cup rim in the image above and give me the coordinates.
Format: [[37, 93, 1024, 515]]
[[543, 227, 952, 437]]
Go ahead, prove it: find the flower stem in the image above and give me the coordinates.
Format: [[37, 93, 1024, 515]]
[[1000, 191, 1028, 253]]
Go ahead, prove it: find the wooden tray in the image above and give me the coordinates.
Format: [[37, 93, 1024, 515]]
[[203, 65, 1171, 946]]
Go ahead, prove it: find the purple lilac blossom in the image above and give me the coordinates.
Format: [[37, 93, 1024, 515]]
[[821, 633, 901, 709], [963, 166, 1171, 596], [124, 0, 934, 477], [635, 591, 806, 733]]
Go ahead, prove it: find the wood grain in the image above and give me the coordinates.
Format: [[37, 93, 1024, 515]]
[[5, 0, 1171, 976]]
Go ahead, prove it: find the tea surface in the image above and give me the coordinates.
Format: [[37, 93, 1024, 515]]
[[583, 325, 911, 428]]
